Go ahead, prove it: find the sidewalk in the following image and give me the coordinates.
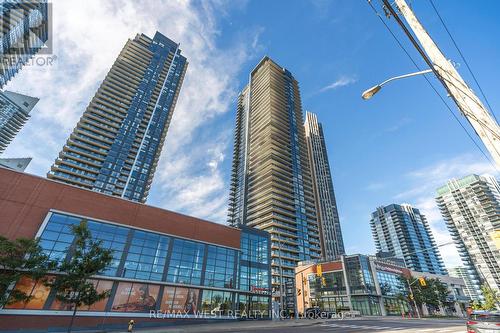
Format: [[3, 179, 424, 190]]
[[117, 319, 324, 333]]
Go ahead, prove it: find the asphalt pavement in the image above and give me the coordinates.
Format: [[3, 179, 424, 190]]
[[123, 317, 468, 333]]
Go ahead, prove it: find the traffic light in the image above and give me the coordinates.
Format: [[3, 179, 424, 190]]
[[316, 264, 322, 277], [321, 277, 326, 287], [418, 277, 427, 286]]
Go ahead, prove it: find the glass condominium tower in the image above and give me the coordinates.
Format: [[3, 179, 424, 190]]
[[370, 203, 447, 275], [0, 90, 39, 154], [48, 32, 187, 203], [1, 0, 49, 88], [227, 56, 322, 298], [304, 111, 345, 260], [436, 174, 500, 296]]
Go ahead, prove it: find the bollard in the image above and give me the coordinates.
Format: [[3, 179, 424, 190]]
[[127, 320, 135, 332]]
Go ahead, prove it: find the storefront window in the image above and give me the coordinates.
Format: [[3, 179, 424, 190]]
[[160, 286, 199, 314], [50, 279, 113, 311], [345, 256, 376, 294], [351, 296, 381, 316], [201, 290, 233, 316], [383, 297, 409, 315], [321, 296, 350, 312], [5, 276, 52, 310], [14, 212, 272, 319], [376, 271, 407, 297], [111, 282, 159, 312], [248, 295, 270, 318]]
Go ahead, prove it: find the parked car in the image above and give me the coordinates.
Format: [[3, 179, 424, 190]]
[[304, 307, 334, 319], [466, 310, 500, 333]]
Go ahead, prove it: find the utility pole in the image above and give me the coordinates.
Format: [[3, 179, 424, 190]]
[[382, 0, 500, 168]]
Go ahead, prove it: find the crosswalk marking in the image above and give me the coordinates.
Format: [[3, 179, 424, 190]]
[[320, 322, 464, 333]]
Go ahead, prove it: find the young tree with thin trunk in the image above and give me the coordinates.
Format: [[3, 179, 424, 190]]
[[480, 284, 500, 310], [47, 221, 113, 333]]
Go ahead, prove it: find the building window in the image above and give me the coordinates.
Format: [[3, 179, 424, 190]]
[[241, 232, 268, 264], [166, 239, 204, 285], [123, 230, 169, 281], [86, 220, 128, 276], [204, 245, 235, 288], [39, 213, 128, 276], [39, 213, 80, 263], [240, 266, 269, 291], [201, 290, 233, 316]]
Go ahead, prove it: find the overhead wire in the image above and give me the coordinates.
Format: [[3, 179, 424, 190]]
[[427, 0, 499, 123], [366, 0, 498, 173]]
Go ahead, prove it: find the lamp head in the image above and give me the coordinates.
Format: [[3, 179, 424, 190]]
[[361, 85, 381, 100]]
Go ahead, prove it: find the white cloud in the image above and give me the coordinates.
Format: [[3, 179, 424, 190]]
[[364, 182, 387, 191], [319, 75, 357, 92], [393, 154, 499, 269], [4, 0, 262, 223]]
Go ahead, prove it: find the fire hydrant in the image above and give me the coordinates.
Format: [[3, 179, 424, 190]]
[[127, 320, 135, 332]]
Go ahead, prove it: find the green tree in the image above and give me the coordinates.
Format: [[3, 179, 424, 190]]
[[402, 276, 450, 315], [471, 299, 483, 310], [480, 284, 500, 310], [47, 221, 113, 333], [0, 236, 55, 307]]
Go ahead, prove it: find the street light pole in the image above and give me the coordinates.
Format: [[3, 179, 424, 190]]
[[381, 0, 500, 168], [361, 68, 433, 100]]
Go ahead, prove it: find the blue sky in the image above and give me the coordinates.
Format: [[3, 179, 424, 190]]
[[4, 0, 499, 268]]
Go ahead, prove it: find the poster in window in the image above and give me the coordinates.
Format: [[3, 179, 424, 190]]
[[111, 282, 159, 312], [5, 275, 53, 310], [50, 279, 113, 311], [4, 276, 36, 309], [171, 287, 199, 314], [111, 282, 133, 312], [88, 280, 113, 311], [160, 286, 175, 312]]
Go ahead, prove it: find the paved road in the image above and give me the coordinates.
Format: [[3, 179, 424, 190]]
[[229, 318, 467, 333]]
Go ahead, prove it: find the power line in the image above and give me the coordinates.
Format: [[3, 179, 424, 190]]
[[427, 0, 499, 123], [366, 0, 498, 173]]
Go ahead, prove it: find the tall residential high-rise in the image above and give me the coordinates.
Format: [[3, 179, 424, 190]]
[[449, 266, 483, 301], [304, 111, 345, 260], [1, 0, 49, 88], [227, 57, 322, 299], [48, 32, 187, 203], [436, 174, 500, 295], [0, 90, 39, 154], [370, 203, 447, 275]]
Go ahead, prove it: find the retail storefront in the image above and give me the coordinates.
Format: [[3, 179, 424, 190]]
[[295, 254, 412, 316], [0, 168, 272, 331], [296, 255, 470, 317]]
